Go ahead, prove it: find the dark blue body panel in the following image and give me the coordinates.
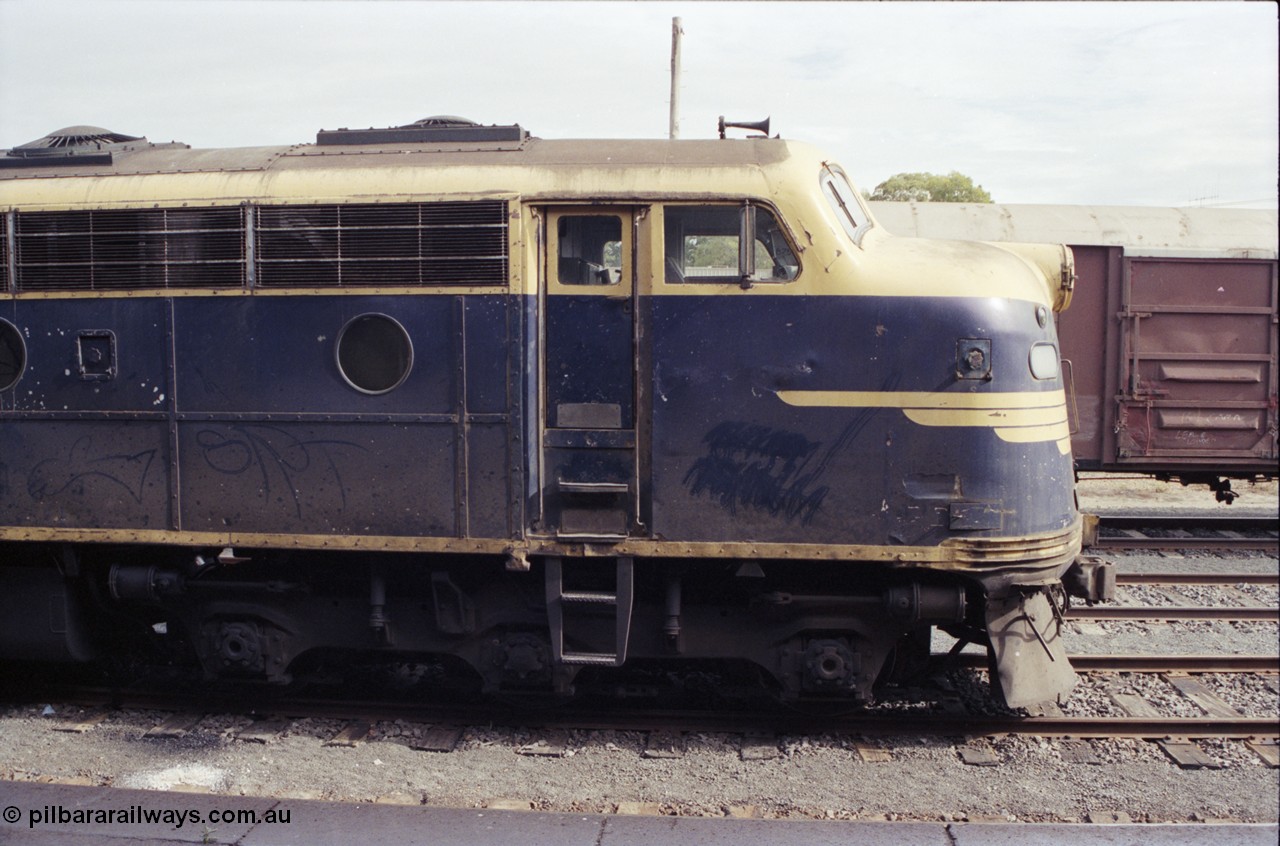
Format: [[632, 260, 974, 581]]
[[646, 294, 1073, 546], [5, 297, 171, 413], [1, 298, 173, 529], [1, 289, 1073, 550], [1, 419, 170, 529], [0, 294, 518, 540], [544, 294, 633, 427]]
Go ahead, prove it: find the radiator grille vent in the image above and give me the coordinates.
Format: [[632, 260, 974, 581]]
[[1, 215, 8, 291], [8, 201, 509, 291], [255, 201, 508, 287], [14, 207, 246, 291]]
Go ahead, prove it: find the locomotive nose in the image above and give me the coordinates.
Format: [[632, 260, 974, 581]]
[[997, 241, 1077, 311]]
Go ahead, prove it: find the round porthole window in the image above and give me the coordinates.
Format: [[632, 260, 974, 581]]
[[0, 318, 26, 392], [335, 314, 413, 395]]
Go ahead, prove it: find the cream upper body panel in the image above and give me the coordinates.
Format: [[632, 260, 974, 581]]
[[836, 229, 1069, 309], [0, 137, 1070, 307], [0, 139, 784, 208]]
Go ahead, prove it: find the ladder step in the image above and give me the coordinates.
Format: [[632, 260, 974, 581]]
[[545, 556, 635, 669], [561, 652, 619, 666], [560, 590, 618, 605], [558, 480, 629, 494], [555, 532, 629, 542]]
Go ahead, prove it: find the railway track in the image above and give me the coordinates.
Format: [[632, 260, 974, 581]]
[[1091, 514, 1280, 551], [16, 649, 1279, 742], [22, 690, 1280, 741]]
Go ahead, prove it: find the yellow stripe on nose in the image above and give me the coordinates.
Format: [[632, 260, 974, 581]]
[[904, 405, 1067, 428], [777, 389, 1066, 410], [776, 389, 1071, 448]]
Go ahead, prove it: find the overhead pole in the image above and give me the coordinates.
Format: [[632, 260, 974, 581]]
[[669, 17, 683, 139]]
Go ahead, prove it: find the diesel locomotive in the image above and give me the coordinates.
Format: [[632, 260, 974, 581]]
[[0, 117, 1109, 708]]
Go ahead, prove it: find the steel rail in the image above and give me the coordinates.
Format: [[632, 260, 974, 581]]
[[1115, 572, 1279, 586], [548, 710, 1280, 741], [1100, 515, 1279, 530], [1067, 606, 1278, 622], [951, 652, 1280, 674], [1096, 534, 1278, 551], [1093, 514, 1279, 551], [831, 714, 1280, 740]]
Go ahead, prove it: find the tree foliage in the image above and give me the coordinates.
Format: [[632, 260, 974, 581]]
[[870, 171, 992, 203], [685, 235, 738, 268], [682, 236, 775, 271]]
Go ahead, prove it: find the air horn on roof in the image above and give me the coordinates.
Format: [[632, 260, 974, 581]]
[[717, 116, 771, 139]]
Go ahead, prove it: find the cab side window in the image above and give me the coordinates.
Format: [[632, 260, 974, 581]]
[[663, 204, 798, 284], [820, 165, 872, 245], [558, 215, 622, 286]]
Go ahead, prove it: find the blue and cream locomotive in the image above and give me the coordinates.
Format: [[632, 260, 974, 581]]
[[0, 118, 1106, 707]]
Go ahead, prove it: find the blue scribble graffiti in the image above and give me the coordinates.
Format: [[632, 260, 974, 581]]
[[196, 425, 366, 518], [683, 422, 830, 525], [28, 436, 156, 504]]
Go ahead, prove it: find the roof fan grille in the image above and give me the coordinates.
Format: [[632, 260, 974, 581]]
[[16, 126, 144, 151], [404, 116, 479, 128], [316, 116, 526, 146], [2, 125, 146, 168]]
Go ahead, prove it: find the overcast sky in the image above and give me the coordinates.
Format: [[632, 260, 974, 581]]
[[1, 1, 1276, 208]]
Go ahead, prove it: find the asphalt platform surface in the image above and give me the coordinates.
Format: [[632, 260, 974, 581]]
[[2, 781, 1275, 846]]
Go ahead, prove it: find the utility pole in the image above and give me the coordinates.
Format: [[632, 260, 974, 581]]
[[669, 17, 683, 139]]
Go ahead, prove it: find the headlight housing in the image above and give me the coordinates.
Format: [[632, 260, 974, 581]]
[[1029, 342, 1060, 380]]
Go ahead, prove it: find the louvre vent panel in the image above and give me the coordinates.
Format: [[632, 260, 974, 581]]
[[9, 201, 510, 291], [14, 207, 246, 291], [255, 258, 509, 288], [255, 201, 509, 288], [1, 215, 8, 291]]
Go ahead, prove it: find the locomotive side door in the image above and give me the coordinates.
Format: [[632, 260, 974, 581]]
[[538, 207, 645, 540]]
